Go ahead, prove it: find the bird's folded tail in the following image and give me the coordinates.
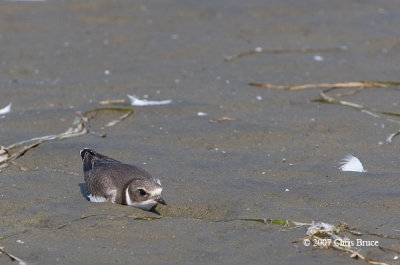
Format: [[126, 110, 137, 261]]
[[80, 148, 120, 172]]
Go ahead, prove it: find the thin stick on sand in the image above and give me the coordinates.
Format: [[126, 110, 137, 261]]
[[249, 80, 400, 141], [0, 107, 133, 169], [0, 246, 27, 265], [225, 47, 344, 61], [248, 81, 391, 91]]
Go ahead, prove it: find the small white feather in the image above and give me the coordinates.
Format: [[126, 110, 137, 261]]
[[0, 103, 12, 115], [339, 154, 366, 172], [127, 94, 171, 106]]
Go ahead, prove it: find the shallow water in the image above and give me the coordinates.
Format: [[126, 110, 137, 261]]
[[1, 0, 400, 264]]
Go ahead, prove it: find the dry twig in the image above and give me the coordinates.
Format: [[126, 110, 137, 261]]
[[99, 99, 128, 105], [0, 246, 27, 265], [386, 129, 400, 144], [249, 80, 400, 142], [0, 107, 133, 170], [209, 116, 235, 124], [248, 81, 390, 91], [302, 222, 389, 265], [225, 47, 344, 61]]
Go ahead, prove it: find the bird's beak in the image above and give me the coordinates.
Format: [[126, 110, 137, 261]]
[[156, 197, 167, 205]]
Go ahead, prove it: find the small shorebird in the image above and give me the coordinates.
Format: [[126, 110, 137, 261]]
[[80, 148, 166, 210]]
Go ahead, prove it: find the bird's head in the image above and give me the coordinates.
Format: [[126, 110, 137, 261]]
[[125, 179, 166, 210]]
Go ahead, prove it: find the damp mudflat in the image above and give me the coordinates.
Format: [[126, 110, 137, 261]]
[[1, 1, 400, 264]]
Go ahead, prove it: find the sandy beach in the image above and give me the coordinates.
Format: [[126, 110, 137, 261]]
[[1, 1, 400, 264]]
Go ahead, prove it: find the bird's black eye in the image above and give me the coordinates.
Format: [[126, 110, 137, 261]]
[[138, 189, 147, 196]]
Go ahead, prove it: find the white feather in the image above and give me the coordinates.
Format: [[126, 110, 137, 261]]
[[339, 154, 366, 172], [127, 94, 171, 106], [0, 103, 12, 115]]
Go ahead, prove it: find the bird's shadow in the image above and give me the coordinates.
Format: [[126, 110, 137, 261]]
[[149, 206, 161, 215], [78, 183, 89, 201]]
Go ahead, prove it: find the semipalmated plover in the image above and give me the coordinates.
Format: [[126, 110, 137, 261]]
[[80, 148, 166, 211]]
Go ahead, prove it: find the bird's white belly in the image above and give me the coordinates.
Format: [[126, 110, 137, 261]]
[[88, 188, 117, 203], [88, 194, 107, 202]]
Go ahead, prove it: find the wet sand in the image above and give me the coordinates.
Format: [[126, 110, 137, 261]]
[[1, 0, 400, 264]]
